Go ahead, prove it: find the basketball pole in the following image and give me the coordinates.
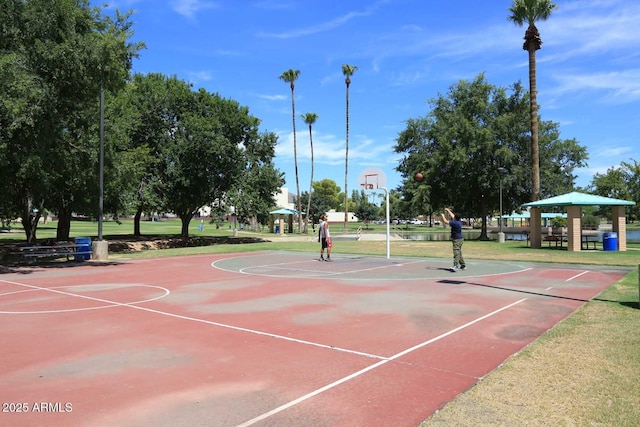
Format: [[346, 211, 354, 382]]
[[382, 186, 390, 259], [358, 167, 389, 259]]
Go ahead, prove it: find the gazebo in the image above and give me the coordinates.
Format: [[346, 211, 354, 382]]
[[268, 208, 298, 235], [522, 192, 636, 251]]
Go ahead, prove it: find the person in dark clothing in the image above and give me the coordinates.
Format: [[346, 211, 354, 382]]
[[441, 207, 466, 271]]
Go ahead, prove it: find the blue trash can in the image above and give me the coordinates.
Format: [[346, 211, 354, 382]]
[[602, 232, 618, 251], [74, 237, 92, 260], [275, 225, 280, 234]]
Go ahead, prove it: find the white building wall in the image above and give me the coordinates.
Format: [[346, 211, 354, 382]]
[[274, 187, 294, 210]]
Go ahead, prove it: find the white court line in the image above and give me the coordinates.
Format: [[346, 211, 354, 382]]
[[241, 258, 427, 278], [544, 270, 590, 291], [0, 279, 387, 361], [222, 254, 534, 281], [0, 284, 169, 314], [566, 270, 590, 281], [235, 298, 529, 427], [3, 275, 533, 425]]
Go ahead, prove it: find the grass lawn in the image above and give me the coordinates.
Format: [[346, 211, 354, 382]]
[[2, 219, 639, 425]]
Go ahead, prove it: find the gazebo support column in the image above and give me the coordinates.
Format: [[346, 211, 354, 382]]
[[612, 206, 627, 251], [529, 207, 541, 249], [279, 215, 285, 235], [567, 205, 582, 252]]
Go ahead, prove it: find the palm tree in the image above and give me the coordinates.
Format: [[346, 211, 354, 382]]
[[508, 0, 557, 201], [279, 68, 302, 232], [301, 112, 318, 233], [342, 64, 358, 232]]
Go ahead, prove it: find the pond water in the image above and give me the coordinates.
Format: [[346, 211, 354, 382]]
[[398, 229, 640, 243]]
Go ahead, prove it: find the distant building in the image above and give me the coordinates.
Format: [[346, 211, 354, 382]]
[[274, 188, 358, 223], [325, 209, 358, 223], [273, 187, 295, 210]]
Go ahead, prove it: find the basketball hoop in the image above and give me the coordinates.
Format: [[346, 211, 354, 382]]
[[357, 167, 391, 259], [357, 167, 387, 190]]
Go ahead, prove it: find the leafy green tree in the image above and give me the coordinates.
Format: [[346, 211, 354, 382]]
[[312, 179, 342, 211], [395, 74, 587, 239], [620, 160, 640, 222], [342, 64, 358, 231], [227, 131, 284, 230], [279, 69, 302, 232], [582, 214, 599, 230], [0, 0, 142, 242], [590, 167, 628, 199], [296, 191, 329, 232], [396, 75, 523, 238], [110, 73, 282, 237], [354, 190, 380, 229], [387, 190, 403, 222], [108, 73, 194, 235], [590, 163, 636, 221], [158, 88, 276, 237], [301, 112, 318, 233], [508, 0, 558, 201], [537, 125, 588, 198]]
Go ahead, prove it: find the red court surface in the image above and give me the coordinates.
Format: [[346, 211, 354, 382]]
[[0, 252, 630, 427]]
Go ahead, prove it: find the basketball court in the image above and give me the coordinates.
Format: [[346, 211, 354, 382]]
[[0, 252, 630, 426]]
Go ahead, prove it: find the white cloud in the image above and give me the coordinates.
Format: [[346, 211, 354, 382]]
[[550, 70, 640, 104], [275, 130, 392, 169], [169, 0, 218, 19], [258, 0, 391, 39], [256, 94, 288, 101], [185, 70, 214, 84]]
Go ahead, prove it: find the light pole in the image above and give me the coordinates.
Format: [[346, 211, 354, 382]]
[[497, 167, 508, 243], [91, 81, 109, 260]]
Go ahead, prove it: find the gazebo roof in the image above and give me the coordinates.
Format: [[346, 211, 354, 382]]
[[522, 191, 635, 208], [269, 208, 299, 215], [503, 212, 567, 219]]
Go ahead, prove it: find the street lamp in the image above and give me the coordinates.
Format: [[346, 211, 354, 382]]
[[497, 167, 508, 242]]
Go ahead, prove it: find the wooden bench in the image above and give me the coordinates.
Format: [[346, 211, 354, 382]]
[[543, 235, 565, 248], [20, 244, 92, 262]]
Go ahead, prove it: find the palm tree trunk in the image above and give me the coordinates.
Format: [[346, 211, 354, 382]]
[[291, 89, 302, 233], [344, 85, 350, 232], [307, 125, 314, 234], [528, 46, 540, 201]]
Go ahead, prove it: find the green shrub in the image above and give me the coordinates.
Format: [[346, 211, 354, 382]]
[[582, 214, 600, 229], [551, 216, 567, 228]]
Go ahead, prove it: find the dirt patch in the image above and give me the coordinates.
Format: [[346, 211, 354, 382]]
[[104, 235, 268, 253], [0, 235, 269, 264]]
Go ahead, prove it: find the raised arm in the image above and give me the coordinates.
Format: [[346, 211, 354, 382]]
[[441, 207, 454, 224]]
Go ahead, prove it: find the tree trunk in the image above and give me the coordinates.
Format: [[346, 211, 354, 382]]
[[344, 85, 350, 232], [56, 205, 72, 240], [290, 86, 302, 234], [180, 215, 191, 238], [306, 124, 314, 234], [528, 41, 540, 201], [134, 208, 143, 237], [479, 196, 490, 240], [22, 210, 40, 244]]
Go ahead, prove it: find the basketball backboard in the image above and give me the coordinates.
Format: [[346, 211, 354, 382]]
[[357, 167, 387, 190]]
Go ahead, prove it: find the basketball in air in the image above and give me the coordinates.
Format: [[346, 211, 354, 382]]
[[414, 172, 423, 182]]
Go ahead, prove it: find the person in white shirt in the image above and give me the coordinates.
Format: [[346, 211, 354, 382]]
[[318, 214, 332, 261]]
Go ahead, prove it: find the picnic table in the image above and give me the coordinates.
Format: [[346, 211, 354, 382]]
[[20, 243, 92, 262], [543, 235, 566, 248]]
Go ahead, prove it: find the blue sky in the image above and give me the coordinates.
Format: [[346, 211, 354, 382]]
[[102, 0, 639, 199]]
